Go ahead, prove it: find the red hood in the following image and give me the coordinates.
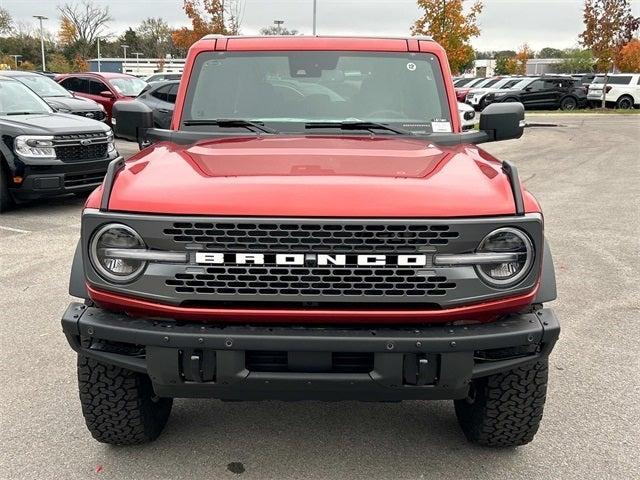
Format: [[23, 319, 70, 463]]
[[98, 136, 539, 217]]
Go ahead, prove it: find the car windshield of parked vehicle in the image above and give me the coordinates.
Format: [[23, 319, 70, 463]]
[[110, 77, 148, 96], [183, 52, 452, 133], [0, 81, 53, 115], [17, 74, 72, 98], [508, 78, 534, 90]]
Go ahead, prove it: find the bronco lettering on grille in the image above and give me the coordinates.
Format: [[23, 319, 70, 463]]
[[195, 252, 429, 267]]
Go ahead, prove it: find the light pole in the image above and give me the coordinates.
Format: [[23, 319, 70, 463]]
[[121, 44, 129, 73], [133, 52, 143, 74], [273, 20, 284, 35], [97, 37, 101, 72], [10, 54, 22, 70], [33, 15, 48, 71], [312, 0, 317, 35]]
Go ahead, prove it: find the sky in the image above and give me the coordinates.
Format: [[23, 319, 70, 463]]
[[1, 0, 639, 51]]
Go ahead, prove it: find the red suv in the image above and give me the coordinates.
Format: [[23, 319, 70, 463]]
[[62, 36, 559, 448], [56, 72, 147, 123]]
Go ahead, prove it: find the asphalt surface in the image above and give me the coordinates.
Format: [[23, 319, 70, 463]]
[[1, 114, 639, 480]]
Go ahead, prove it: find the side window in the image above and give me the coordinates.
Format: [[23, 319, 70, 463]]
[[527, 80, 546, 92], [61, 77, 90, 93], [151, 85, 170, 101], [608, 76, 632, 85], [167, 84, 179, 104], [89, 80, 108, 95]]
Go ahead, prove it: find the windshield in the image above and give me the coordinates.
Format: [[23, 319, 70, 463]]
[[110, 77, 147, 96], [508, 78, 534, 90], [17, 74, 72, 98], [182, 51, 452, 134], [0, 81, 52, 115]]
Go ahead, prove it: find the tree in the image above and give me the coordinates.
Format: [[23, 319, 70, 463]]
[[556, 48, 595, 73], [47, 53, 73, 73], [58, 1, 112, 59], [0, 7, 13, 35], [580, 0, 639, 106], [538, 47, 564, 58], [260, 24, 298, 36], [618, 39, 640, 72], [172, 0, 243, 50], [514, 43, 534, 75], [495, 56, 518, 75], [411, 0, 484, 75], [138, 18, 173, 58]]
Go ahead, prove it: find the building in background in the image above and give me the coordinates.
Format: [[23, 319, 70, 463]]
[[525, 58, 564, 75], [87, 57, 186, 77]]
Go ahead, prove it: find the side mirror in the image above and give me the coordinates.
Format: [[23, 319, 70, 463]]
[[100, 90, 115, 98], [524, 87, 532, 92], [112, 100, 153, 142], [479, 102, 525, 142]]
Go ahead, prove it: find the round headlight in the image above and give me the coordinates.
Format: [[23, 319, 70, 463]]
[[90, 224, 146, 283], [476, 227, 533, 287]]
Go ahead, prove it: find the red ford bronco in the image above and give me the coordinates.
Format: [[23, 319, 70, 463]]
[[62, 36, 559, 447]]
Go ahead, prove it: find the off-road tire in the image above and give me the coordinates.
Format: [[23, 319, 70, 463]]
[[0, 163, 14, 213], [454, 361, 548, 448], [77, 355, 173, 445], [616, 95, 634, 110]]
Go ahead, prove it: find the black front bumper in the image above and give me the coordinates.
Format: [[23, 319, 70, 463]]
[[9, 159, 112, 201], [61, 303, 560, 401]]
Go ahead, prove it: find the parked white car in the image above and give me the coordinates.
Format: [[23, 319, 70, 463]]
[[587, 74, 640, 109], [465, 77, 526, 110], [458, 102, 476, 130]]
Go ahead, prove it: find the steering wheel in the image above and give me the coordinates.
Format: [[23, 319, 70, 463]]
[[364, 109, 405, 119]]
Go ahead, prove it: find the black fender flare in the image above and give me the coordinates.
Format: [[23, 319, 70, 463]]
[[534, 238, 557, 304], [69, 240, 88, 299]]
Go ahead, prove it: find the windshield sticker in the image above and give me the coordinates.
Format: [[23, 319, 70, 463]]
[[431, 121, 452, 133], [406, 62, 417, 71]]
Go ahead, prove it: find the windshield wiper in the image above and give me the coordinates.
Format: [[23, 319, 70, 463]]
[[305, 121, 414, 135], [5, 111, 42, 116], [182, 118, 278, 134]]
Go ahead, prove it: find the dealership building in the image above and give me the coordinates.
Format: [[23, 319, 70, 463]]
[[87, 57, 186, 77]]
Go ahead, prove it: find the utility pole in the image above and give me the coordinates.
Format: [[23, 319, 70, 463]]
[[312, 0, 317, 35], [33, 15, 48, 71], [273, 20, 284, 35], [10, 54, 22, 70]]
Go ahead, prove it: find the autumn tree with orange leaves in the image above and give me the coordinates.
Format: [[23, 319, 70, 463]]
[[172, 0, 243, 50], [411, 0, 483, 74], [514, 43, 534, 75], [618, 39, 640, 72]]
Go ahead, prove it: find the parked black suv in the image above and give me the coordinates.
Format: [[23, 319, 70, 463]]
[[484, 76, 587, 111], [0, 77, 118, 212], [0, 71, 107, 122]]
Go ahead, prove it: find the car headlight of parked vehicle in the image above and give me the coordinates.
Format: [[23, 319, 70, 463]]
[[14, 135, 56, 159], [475, 227, 534, 287], [107, 131, 116, 154], [89, 224, 147, 283]]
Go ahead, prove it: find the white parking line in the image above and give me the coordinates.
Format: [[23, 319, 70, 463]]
[[0, 225, 31, 234]]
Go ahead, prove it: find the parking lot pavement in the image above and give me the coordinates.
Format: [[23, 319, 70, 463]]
[[1, 114, 639, 480]]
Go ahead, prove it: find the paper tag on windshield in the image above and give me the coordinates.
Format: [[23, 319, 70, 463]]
[[431, 121, 452, 133]]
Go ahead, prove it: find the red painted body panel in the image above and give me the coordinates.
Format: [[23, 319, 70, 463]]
[[87, 285, 538, 325], [83, 36, 542, 322], [98, 136, 539, 217]]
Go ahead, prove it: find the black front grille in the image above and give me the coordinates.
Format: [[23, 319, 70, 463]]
[[72, 110, 106, 121], [54, 132, 109, 162], [167, 266, 456, 298], [164, 222, 460, 252]]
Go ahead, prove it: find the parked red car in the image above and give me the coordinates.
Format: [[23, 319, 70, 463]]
[[55, 72, 147, 123]]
